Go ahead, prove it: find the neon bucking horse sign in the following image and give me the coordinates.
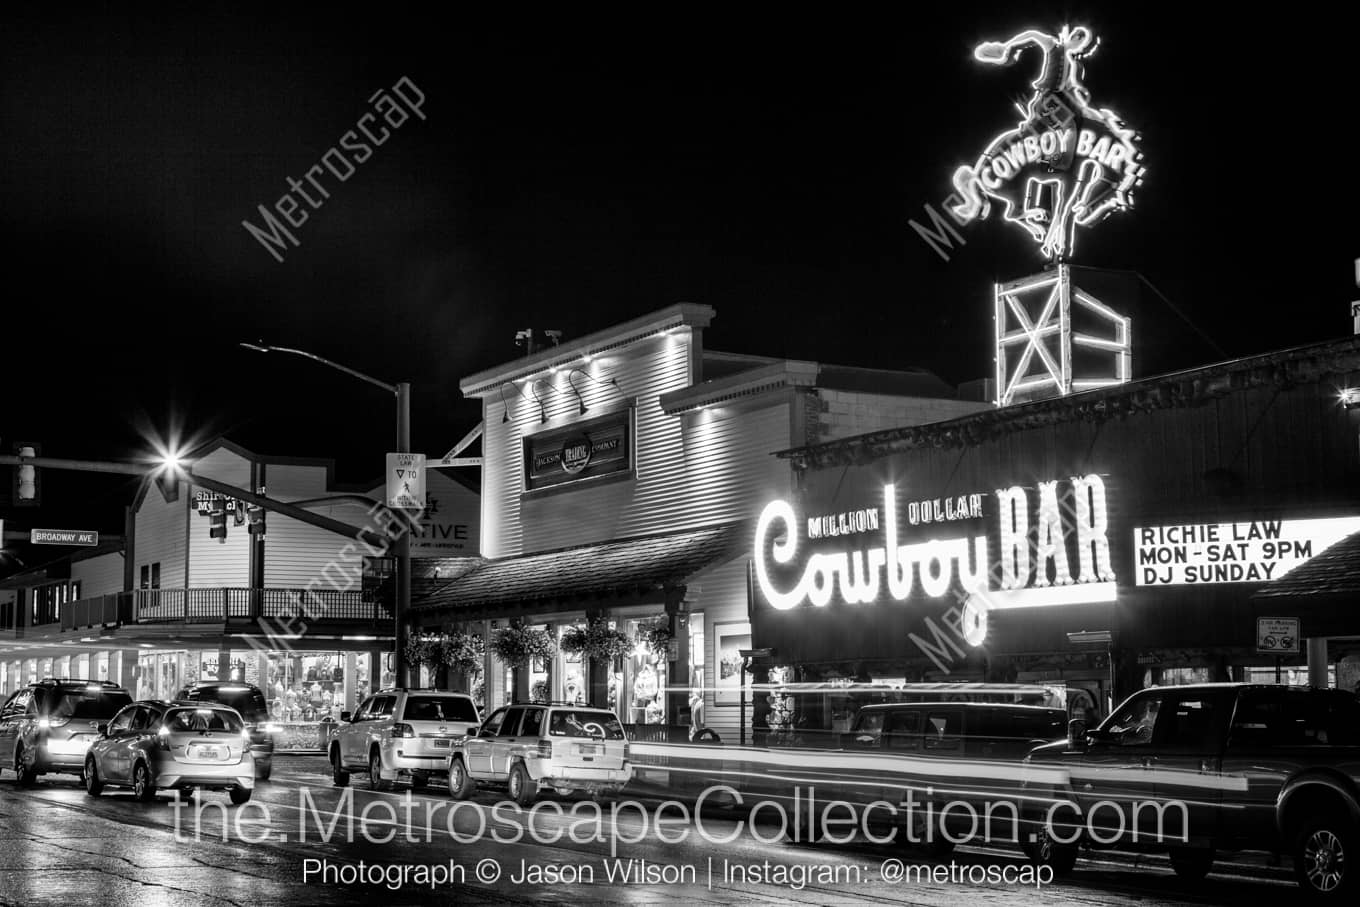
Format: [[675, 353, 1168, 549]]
[[950, 26, 1145, 261]]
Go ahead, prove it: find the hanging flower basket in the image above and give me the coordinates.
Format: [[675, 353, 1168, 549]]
[[490, 625, 556, 667], [404, 634, 443, 668], [560, 617, 635, 663], [440, 631, 485, 675], [637, 622, 675, 657]]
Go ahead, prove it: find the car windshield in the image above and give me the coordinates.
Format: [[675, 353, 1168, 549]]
[[164, 707, 243, 733], [403, 696, 477, 722], [51, 689, 132, 721], [548, 710, 625, 739], [198, 688, 269, 722]]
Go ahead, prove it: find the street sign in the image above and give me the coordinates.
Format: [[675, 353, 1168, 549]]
[[386, 452, 426, 510], [30, 528, 99, 547], [1256, 616, 1300, 655]]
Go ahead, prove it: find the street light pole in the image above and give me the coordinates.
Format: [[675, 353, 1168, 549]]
[[240, 342, 414, 689]]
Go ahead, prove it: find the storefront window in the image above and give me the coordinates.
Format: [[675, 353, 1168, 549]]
[[620, 619, 667, 725]]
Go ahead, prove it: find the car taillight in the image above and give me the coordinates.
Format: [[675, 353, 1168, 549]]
[[391, 723, 414, 739], [622, 742, 629, 760], [537, 740, 552, 758], [157, 727, 171, 751], [262, 723, 281, 734]]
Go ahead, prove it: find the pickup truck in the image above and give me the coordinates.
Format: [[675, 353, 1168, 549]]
[[1021, 682, 1360, 899]]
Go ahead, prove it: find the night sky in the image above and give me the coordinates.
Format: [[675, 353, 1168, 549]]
[[3, 3, 1358, 549]]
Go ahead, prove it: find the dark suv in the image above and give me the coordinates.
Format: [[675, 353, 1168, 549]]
[[1022, 683, 1360, 898], [0, 679, 133, 783], [176, 682, 276, 780]]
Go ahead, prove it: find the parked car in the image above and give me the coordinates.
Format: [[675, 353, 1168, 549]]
[[83, 700, 255, 804], [176, 682, 276, 780], [1021, 683, 1360, 898], [447, 702, 633, 805], [0, 679, 133, 784], [329, 689, 480, 790]]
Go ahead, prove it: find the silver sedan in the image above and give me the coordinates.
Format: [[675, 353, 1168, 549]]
[[84, 700, 255, 804]]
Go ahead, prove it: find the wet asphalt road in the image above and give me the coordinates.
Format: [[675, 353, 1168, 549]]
[[0, 755, 1301, 906]]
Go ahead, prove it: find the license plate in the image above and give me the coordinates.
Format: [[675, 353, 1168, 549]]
[[433, 739, 450, 748], [577, 743, 600, 755], [193, 745, 223, 760]]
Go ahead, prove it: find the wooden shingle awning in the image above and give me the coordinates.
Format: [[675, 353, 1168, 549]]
[[412, 521, 749, 620]]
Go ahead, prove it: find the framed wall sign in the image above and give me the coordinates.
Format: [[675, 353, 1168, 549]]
[[522, 408, 632, 492], [713, 621, 752, 707]]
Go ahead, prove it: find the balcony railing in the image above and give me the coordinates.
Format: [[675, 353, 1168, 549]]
[[2, 587, 392, 637], [134, 588, 392, 623]]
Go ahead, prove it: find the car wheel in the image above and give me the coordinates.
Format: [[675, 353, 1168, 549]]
[[448, 759, 474, 799], [369, 751, 392, 792], [1169, 847, 1215, 881], [508, 762, 536, 806], [229, 787, 252, 806], [1022, 819, 1079, 875], [83, 756, 103, 797], [132, 761, 156, 802], [330, 747, 349, 787], [13, 746, 38, 786], [1294, 813, 1356, 898]]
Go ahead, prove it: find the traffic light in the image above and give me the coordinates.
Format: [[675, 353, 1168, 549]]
[[247, 503, 266, 536], [209, 507, 227, 542], [12, 443, 40, 507]]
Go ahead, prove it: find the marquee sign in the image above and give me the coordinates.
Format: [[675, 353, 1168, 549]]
[[523, 409, 631, 492], [753, 475, 1117, 646], [1134, 516, 1360, 586], [950, 25, 1145, 261]]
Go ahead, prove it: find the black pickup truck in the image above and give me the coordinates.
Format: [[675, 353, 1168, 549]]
[[1021, 683, 1360, 899]]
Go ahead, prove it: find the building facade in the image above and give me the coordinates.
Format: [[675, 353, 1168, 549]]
[[415, 303, 989, 740], [750, 336, 1360, 732], [0, 439, 479, 749]]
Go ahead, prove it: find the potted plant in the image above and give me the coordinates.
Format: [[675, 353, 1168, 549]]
[[637, 622, 675, 658], [489, 625, 557, 667], [560, 617, 635, 664], [440, 631, 485, 675], [404, 633, 443, 669]]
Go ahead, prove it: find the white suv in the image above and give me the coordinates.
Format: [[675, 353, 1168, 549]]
[[329, 689, 480, 790], [447, 703, 632, 805]]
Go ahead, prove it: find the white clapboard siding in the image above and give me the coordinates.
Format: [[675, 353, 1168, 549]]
[[691, 558, 751, 741], [485, 332, 694, 557], [671, 402, 792, 526], [188, 497, 251, 588], [264, 463, 332, 500], [71, 552, 126, 597], [135, 482, 188, 587], [262, 499, 377, 590]]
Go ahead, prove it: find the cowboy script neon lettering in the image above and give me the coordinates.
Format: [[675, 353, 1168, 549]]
[[753, 475, 1114, 611]]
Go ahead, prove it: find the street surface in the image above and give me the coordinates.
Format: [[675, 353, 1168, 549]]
[[0, 755, 1297, 906]]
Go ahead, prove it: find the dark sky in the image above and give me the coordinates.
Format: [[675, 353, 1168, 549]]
[[3, 3, 1359, 544]]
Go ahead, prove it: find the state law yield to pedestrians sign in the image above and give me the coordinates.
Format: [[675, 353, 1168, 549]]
[[386, 452, 426, 510]]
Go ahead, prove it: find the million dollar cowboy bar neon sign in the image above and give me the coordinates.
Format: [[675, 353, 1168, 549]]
[[754, 476, 1117, 626]]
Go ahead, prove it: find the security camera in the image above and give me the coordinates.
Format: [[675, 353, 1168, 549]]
[[544, 330, 563, 346]]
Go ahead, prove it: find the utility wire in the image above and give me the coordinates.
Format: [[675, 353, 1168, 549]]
[[1068, 265, 1228, 359]]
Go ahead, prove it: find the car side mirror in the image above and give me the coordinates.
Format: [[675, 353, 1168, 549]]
[[96, 723, 109, 737], [465, 725, 479, 737], [340, 711, 352, 723], [1068, 718, 1087, 742]]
